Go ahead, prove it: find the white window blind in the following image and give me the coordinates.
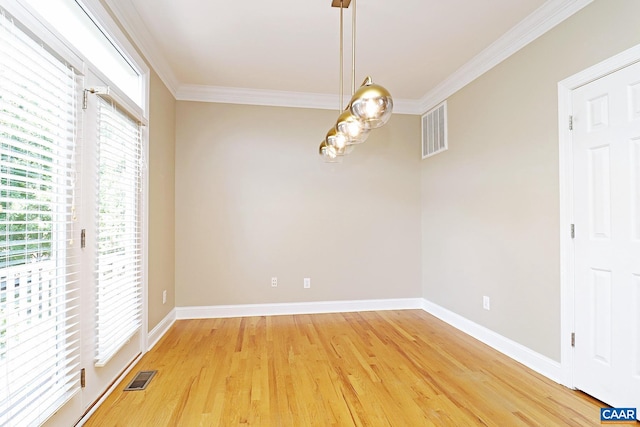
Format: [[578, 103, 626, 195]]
[[94, 97, 142, 366], [0, 10, 80, 426]]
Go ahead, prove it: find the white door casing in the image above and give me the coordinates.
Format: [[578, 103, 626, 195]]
[[559, 45, 640, 388], [572, 60, 640, 411], [559, 47, 640, 417]]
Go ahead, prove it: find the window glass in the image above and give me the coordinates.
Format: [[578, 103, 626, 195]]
[[0, 10, 80, 425], [24, 0, 142, 108]]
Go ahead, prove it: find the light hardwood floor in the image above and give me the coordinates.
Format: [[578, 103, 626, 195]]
[[85, 310, 608, 426]]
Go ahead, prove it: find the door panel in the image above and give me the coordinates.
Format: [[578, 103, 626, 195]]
[[573, 61, 640, 415], [76, 70, 143, 413], [588, 144, 611, 238], [591, 268, 612, 365]]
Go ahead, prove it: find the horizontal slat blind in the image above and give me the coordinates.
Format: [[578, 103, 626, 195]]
[[0, 10, 80, 426], [94, 98, 142, 366]]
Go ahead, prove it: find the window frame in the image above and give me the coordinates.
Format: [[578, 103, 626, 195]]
[[77, 0, 150, 121], [0, 0, 150, 421]]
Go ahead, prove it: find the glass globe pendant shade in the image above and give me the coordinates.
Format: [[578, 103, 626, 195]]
[[319, 141, 343, 163], [325, 127, 349, 150], [349, 76, 394, 129], [336, 110, 369, 145]]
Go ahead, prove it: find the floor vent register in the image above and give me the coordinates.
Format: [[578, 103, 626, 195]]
[[123, 370, 157, 391]]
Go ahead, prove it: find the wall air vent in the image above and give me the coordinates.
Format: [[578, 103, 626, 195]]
[[422, 101, 448, 159], [123, 370, 157, 391]]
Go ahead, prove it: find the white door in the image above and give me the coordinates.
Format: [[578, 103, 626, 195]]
[[572, 60, 640, 414], [74, 70, 144, 416]]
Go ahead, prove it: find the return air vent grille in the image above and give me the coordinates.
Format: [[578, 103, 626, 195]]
[[124, 370, 157, 391], [422, 101, 448, 159]]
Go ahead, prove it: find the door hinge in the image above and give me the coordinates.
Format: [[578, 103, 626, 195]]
[[570, 224, 575, 239], [571, 332, 575, 347], [81, 229, 86, 248], [80, 368, 86, 388], [82, 89, 89, 110], [569, 115, 573, 130]]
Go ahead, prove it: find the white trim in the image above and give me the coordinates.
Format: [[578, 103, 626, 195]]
[[147, 309, 176, 351], [75, 353, 143, 426], [102, 0, 179, 96], [76, 308, 175, 425], [176, 298, 423, 319], [171, 296, 564, 386], [417, 0, 593, 113], [82, 297, 574, 421], [421, 299, 563, 383], [99, 0, 591, 114], [79, 0, 148, 75], [176, 84, 420, 115], [558, 80, 575, 388], [77, 0, 151, 118], [557, 43, 640, 389], [92, 86, 148, 126], [140, 122, 150, 353]]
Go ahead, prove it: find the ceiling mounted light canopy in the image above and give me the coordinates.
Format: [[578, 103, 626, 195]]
[[319, 0, 393, 162]]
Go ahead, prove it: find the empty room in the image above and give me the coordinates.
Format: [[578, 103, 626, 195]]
[[0, 0, 639, 425]]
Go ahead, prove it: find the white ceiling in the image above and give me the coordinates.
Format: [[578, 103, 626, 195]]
[[104, 0, 591, 113]]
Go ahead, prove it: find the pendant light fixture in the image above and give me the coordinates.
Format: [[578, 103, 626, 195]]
[[319, 0, 393, 161]]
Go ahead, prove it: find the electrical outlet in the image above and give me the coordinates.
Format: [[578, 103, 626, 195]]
[[304, 278, 311, 289], [162, 290, 167, 304], [271, 277, 278, 287], [483, 296, 490, 310]]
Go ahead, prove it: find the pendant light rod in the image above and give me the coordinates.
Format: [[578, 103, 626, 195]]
[[351, 0, 356, 95], [339, 0, 344, 111], [321, 0, 393, 162]]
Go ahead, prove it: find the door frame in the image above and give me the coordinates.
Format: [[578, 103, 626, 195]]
[[558, 43, 640, 389]]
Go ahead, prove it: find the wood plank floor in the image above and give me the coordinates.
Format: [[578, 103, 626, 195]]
[[84, 310, 609, 426]]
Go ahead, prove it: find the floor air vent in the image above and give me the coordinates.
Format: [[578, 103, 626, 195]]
[[124, 370, 157, 391]]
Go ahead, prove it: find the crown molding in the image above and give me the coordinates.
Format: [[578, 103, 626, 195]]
[[176, 84, 421, 114], [102, 0, 179, 96], [102, 0, 591, 115], [417, 0, 594, 114]]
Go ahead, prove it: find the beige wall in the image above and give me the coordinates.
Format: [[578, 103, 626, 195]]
[[98, 0, 177, 332], [421, 0, 640, 361], [148, 70, 176, 330], [175, 103, 422, 306]]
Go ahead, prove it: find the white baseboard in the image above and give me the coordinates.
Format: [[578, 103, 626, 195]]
[[147, 308, 176, 351], [76, 353, 143, 426], [79, 297, 565, 425], [77, 312, 175, 425], [176, 298, 424, 319], [421, 299, 562, 383], [174, 298, 562, 385]]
